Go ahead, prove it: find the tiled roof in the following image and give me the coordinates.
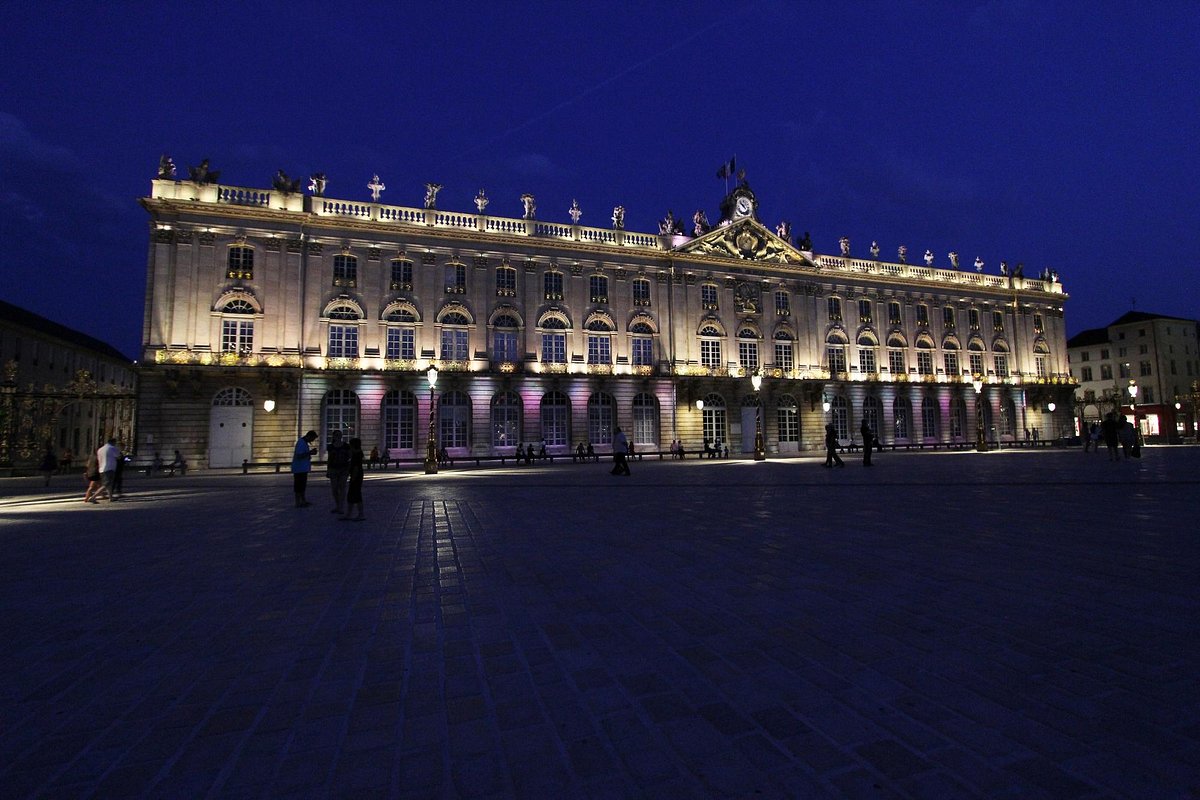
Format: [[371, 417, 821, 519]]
[[0, 299, 131, 363]]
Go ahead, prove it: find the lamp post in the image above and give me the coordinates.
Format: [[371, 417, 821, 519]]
[[751, 373, 765, 460], [1128, 380, 1141, 447], [1046, 400, 1056, 439], [424, 365, 439, 474], [972, 377, 988, 452]]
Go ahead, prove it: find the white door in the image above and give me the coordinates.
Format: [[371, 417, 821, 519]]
[[209, 406, 253, 467]]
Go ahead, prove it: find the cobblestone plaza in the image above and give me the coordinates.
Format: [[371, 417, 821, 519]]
[[1, 449, 1197, 798]]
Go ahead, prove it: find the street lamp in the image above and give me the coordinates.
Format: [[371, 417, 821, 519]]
[[750, 373, 765, 460], [1128, 380, 1141, 447], [972, 377, 988, 452], [424, 365, 439, 474]]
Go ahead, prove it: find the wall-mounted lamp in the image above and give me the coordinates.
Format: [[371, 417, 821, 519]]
[[1047, 402, 1056, 412], [263, 399, 276, 413], [695, 399, 704, 411]]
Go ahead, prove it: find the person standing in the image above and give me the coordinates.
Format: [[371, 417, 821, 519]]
[[611, 427, 631, 476], [824, 423, 845, 468], [39, 444, 57, 487], [342, 437, 366, 522], [292, 430, 318, 507], [326, 430, 351, 514], [1100, 412, 1120, 462], [860, 418, 874, 467], [98, 438, 121, 501], [83, 445, 104, 503]]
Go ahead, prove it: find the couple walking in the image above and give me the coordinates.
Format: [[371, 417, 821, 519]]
[[824, 419, 877, 468]]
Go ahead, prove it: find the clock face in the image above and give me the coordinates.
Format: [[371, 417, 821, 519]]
[[735, 196, 752, 217]]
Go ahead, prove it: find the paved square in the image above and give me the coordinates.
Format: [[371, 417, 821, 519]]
[[2, 448, 1197, 798]]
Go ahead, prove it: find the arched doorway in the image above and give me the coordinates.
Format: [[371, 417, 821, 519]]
[[209, 387, 253, 467]]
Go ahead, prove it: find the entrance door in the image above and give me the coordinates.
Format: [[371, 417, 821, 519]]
[[209, 388, 253, 467]]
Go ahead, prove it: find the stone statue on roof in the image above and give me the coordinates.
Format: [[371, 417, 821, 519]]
[[187, 159, 220, 184], [424, 183, 443, 209], [520, 193, 536, 220], [569, 199, 582, 224], [612, 205, 625, 229], [694, 210, 710, 237], [157, 154, 176, 180], [309, 173, 327, 196], [474, 189, 489, 213]]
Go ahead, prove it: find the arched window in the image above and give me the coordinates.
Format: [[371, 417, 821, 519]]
[[220, 299, 256, 354], [323, 389, 359, 446], [440, 312, 470, 361], [439, 391, 471, 449], [333, 253, 357, 288], [943, 338, 960, 377], [968, 339, 986, 376], [212, 387, 252, 406], [492, 314, 519, 363], [830, 395, 849, 441], [921, 395, 939, 439], [326, 304, 361, 358], [701, 393, 727, 449], [491, 391, 522, 448], [630, 321, 654, 367], [774, 330, 794, 372], [699, 324, 723, 369], [632, 393, 659, 446], [737, 327, 759, 372], [588, 392, 615, 445], [227, 245, 254, 280], [382, 390, 417, 451], [586, 317, 613, 365], [539, 313, 569, 364], [993, 340, 1011, 378], [776, 394, 799, 445], [893, 395, 912, 440], [916, 338, 935, 375], [887, 333, 907, 375], [862, 395, 881, 437], [541, 391, 570, 448]]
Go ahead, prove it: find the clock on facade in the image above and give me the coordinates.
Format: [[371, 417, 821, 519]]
[[734, 195, 753, 219]]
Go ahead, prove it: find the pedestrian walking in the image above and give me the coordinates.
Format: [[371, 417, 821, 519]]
[[610, 427, 631, 476], [326, 430, 351, 514], [83, 444, 105, 503], [824, 423, 845, 468], [1100, 412, 1120, 461], [98, 438, 121, 501], [860, 418, 874, 467], [292, 430, 318, 507], [1118, 418, 1137, 459], [39, 444, 56, 486], [342, 437, 366, 522]]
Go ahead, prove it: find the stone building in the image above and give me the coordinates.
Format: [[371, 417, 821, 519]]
[[0, 299, 137, 471], [135, 165, 1074, 467], [1067, 311, 1199, 442]]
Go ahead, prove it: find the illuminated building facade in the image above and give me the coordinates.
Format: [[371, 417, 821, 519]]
[[1067, 311, 1199, 442], [136, 166, 1074, 466]]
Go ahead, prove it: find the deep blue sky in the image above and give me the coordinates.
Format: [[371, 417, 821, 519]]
[[3, 1, 1197, 359]]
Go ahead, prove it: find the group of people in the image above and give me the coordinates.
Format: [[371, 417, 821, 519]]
[[1087, 413, 1140, 461], [291, 429, 366, 520], [824, 419, 880, 468], [81, 438, 125, 502]]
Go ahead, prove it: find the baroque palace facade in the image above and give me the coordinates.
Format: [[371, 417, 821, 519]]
[[137, 165, 1074, 467]]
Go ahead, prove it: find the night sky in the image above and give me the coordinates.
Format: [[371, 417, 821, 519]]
[[3, 1, 1197, 360]]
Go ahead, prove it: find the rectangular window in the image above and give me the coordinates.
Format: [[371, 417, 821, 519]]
[[440, 329, 469, 361], [827, 346, 846, 374], [328, 325, 358, 358], [1139, 344, 1149, 355], [858, 347, 876, 374], [858, 299, 872, 323], [1100, 348, 1109, 359], [1118, 362, 1130, 378], [944, 351, 959, 376], [775, 291, 790, 316], [493, 330, 518, 362], [888, 302, 902, 326], [916, 305, 929, 327], [969, 353, 984, 375], [1140, 360, 1152, 376], [701, 339, 722, 369], [888, 349, 905, 374], [992, 310, 1004, 333], [221, 320, 254, 354], [738, 341, 759, 371], [1100, 364, 1113, 380], [631, 336, 653, 366], [917, 351, 934, 375], [777, 407, 798, 443], [590, 275, 609, 304], [444, 263, 466, 294], [385, 327, 415, 360], [495, 267, 516, 297], [943, 307, 956, 329], [541, 333, 566, 363], [333, 255, 357, 288], [827, 297, 842, 321], [1081, 351, 1090, 362], [544, 272, 563, 300], [1143, 387, 1154, 403], [227, 247, 254, 280], [1033, 313, 1044, 333], [1080, 365, 1091, 381], [587, 335, 611, 365], [775, 342, 793, 372], [633, 279, 651, 307], [994, 354, 1009, 377], [701, 284, 719, 310], [390, 259, 413, 291], [969, 309, 980, 330]]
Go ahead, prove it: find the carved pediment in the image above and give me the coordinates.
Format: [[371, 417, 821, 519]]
[[673, 219, 807, 265]]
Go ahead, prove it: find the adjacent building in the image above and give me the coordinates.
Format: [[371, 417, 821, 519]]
[[135, 165, 1074, 467], [1067, 311, 1199, 442], [0, 299, 137, 470]]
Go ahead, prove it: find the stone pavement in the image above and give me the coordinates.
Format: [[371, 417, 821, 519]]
[[1, 447, 1197, 799]]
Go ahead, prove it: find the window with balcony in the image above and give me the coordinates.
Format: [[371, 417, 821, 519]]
[[633, 278, 651, 307], [440, 328, 469, 361], [390, 258, 413, 291], [385, 326, 415, 360], [495, 265, 516, 297], [221, 319, 254, 354], [994, 353, 1010, 377], [590, 275, 609, 304], [888, 348, 906, 375], [227, 246, 254, 280], [333, 254, 357, 288], [917, 349, 934, 375], [328, 325, 358, 358], [944, 350, 959, 376]]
